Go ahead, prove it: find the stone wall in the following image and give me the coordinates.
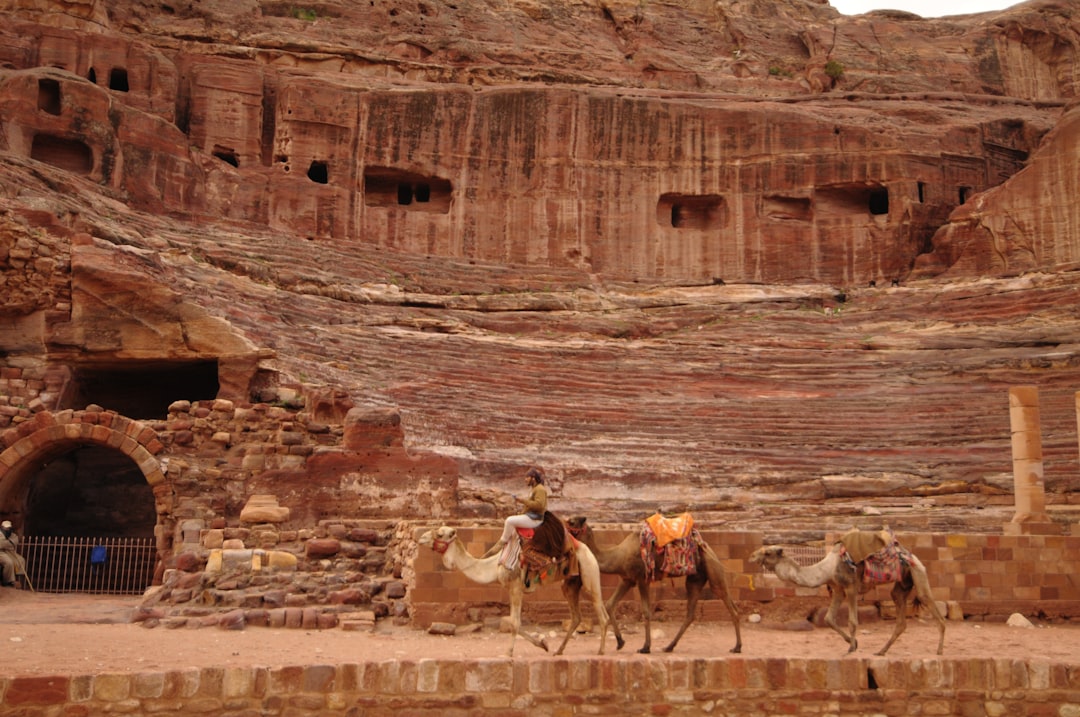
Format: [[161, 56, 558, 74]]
[[135, 518, 413, 630], [0, 366, 459, 618], [410, 526, 1080, 626], [1, 655, 1076, 715]]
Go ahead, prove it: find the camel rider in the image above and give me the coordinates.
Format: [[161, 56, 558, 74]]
[[0, 520, 25, 588], [483, 468, 547, 558]]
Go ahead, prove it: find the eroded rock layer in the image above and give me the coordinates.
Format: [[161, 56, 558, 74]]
[[0, 0, 1079, 533]]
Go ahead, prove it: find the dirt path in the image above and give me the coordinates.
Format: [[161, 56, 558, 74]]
[[1, 590, 1077, 677]]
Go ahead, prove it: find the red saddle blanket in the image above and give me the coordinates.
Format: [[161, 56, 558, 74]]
[[843, 540, 911, 584], [640, 521, 700, 582]]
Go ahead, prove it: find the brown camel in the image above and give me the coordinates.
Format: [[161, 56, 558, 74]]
[[418, 525, 610, 657], [749, 533, 946, 656], [566, 515, 742, 654]]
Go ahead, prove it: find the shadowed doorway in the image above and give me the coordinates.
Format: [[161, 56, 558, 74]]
[[21, 445, 157, 593]]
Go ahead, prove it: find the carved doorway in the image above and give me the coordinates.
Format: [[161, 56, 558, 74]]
[[19, 445, 157, 594], [0, 410, 170, 594]]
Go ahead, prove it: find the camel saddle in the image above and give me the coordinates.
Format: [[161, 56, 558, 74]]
[[640, 512, 699, 581], [837, 527, 892, 563], [509, 511, 577, 587], [837, 527, 911, 585], [645, 511, 694, 547]]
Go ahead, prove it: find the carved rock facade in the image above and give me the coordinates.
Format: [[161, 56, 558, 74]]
[[0, 0, 1079, 615]]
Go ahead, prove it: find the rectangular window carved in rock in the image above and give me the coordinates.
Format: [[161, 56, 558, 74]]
[[364, 167, 452, 213], [65, 360, 220, 419], [31, 134, 92, 174], [656, 194, 726, 230], [763, 194, 812, 222], [38, 79, 61, 115], [109, 68, 129, 92], [815, 183, 890, 217]]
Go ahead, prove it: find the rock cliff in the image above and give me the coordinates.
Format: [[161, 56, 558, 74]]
[[1, 0, 1079, 533]]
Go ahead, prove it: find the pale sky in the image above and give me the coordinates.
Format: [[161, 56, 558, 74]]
[[830, 0, 1021, 17]]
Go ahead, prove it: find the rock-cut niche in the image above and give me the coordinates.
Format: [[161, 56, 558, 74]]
[[61, 359, 220, 419], [363, 167, 452, 213], [37, 78, 61, 116], [31, 134, 92, 175], [656, 194, 727, 229]]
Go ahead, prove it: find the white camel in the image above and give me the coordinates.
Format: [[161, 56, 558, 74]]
[[749, 540, 946, 656], [418, 525, 610, 656]]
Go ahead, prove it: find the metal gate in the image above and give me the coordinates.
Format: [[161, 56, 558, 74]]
[[19, 536, 157, 595]]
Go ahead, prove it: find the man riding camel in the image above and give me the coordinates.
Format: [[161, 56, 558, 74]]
[[483, 467, 548, 558]]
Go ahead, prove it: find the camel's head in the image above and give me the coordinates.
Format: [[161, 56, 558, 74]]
[[418, 526, 457, 554], [748, 545, 785, 570], [566, 516, 590, 540]]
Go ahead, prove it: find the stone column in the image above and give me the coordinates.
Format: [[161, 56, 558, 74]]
[[1004, 386, 1057, 535]]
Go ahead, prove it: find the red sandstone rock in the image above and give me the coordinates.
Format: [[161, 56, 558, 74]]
[[304, 538, 341, 558], [0, 0, 1079, 557]]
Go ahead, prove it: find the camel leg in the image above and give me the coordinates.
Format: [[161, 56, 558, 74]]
[[845, 587, 860, 653], [553, 577, 584, 656], [879, 567, 946, 656], [507, 582, 548, 656], [662, 572, 704, 653], [602, 579, 634, 651], [588, 581, 610, 656], [914, 567, 947, 655], [876, 581, 911, 656], [507, 584, 521, 657], [635, 580, 655, 654], [704, 547, 742, 654], [824, 587, 857, 653]]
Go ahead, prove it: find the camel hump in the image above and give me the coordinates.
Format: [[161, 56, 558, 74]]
[[838, 527, 893, 563]]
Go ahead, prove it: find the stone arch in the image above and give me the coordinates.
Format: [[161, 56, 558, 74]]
[[0, 409, 171, 584]]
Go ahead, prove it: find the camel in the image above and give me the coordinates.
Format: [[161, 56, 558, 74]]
[[566, 516, 742, 654], [417, 525, 610, 656], [749, 537, 946, 656]]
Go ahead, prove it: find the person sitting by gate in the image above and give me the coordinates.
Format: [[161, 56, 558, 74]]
[[0, 520, 26, 588]]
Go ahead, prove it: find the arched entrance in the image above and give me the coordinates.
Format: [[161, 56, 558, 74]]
[[0, 409, 171, 593]]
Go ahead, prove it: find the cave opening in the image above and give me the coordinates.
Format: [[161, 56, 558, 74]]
[[868, 188, 889, 216], [364, 167, 452, 213], [61, 359, 219, 419], [37, 78, 61, 116], [26, 446, 155, 539], [30, 134, 92, 174], [308, 160, 328, 184], [108, 67, 129, 92], [213, 146, 239, 167], [14, 443, 159, 594]]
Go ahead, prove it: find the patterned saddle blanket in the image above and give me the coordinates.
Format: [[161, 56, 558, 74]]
[[640, 513, 700, 581], [839, 538, 912, 584]]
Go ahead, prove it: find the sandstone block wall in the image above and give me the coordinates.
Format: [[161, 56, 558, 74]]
[[410, 527, 1080, 626], [1, 655, 1076, 715]]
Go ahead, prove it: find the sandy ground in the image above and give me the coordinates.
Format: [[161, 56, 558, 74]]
[[1, 589, 1078, 678]]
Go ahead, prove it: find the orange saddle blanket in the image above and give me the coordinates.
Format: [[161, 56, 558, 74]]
[[645, 512, 694, 548]]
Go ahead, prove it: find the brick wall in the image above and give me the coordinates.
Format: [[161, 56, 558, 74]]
[[2, 655, 1076, 715], [411, 526, 1080, 626]]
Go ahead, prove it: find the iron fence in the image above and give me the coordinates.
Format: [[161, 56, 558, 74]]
[[19, 535, 157, 595]]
